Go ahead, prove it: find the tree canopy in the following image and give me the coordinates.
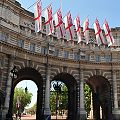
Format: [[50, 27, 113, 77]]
[[84, 84, 91, 114], [13, 87, 32, 114], [50, 83, 68, 115]]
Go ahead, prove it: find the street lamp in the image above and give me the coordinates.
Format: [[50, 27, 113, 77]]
[[25, 86, 28, 93], [53, 81, 62, 120], [6, 66, 17, 120]]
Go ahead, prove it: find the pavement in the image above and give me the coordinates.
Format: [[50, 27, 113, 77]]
[[13, 114, 67, 120]]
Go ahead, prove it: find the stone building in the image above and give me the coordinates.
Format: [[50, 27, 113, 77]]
[[0, 0, 120, 119]]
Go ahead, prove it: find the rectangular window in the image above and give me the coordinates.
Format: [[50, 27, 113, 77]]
[[85, 54, 90, 61], [18, 39, 24, 48], [41, 46, 47, 54], [74, 52, 79, 60], [30, 43, 35, 52], [0, 32, 8, 41], [105, 55, 111, 62], [96, 55, 100, 62], [54, 49, 59, 57], [64, 51, 69, 58], [81, 55, 85, 60]]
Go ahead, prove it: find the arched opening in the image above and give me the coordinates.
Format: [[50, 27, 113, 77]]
[[50, 81, 68, 119], [7, 67, 44, 120], [14, 80, 37, 119], [86, 75, 112, 120], [51, 73, 77, 120]]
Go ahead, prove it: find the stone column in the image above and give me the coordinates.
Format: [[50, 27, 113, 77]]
[[80, 69, 86, 120], [112, 70, 120, 120], [44, 67, 51, 119], [3, 55, 14, 119]]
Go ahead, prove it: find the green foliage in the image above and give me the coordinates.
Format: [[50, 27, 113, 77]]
[[13, 87, 32, 114], [84, 84, 91, 114], [26, 103, 36, 115], [50, 83, 68, 115]]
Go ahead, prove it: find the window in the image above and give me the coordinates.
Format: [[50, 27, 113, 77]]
[[18, 39, 24, 48], [64, 51, 69, 58], [74, 52, 79, 60], [95, 55, 100, 62], [54, 49, 59, 57], [85, 54, 90, 61], [30, 43, 35, 52], [105, 55, 111, 62], [41, 46, 47, 54], [0, 32, 8, 41], [81, 55, 85, 60]]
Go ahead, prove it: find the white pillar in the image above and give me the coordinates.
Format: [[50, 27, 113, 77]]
[[44, 67, 51, 116], [80, 69, 86, 119]]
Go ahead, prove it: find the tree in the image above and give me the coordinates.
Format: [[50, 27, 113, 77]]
[[26, 103, 36, 115], [50, 83, 68, 115], [13, 87, 32, 114], [84, 84, 91, 115]]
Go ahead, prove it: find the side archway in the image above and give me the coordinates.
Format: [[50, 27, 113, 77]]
[[51, 72, 78, 120], [8, 67, 44, 120], [86, 75, 112, 120]]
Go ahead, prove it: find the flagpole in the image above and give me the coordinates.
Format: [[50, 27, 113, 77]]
[[27, 0, 41, 10], [81, 15, 89, 26]]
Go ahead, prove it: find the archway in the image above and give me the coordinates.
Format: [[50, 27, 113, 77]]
[[50, 81, 68, 119], [15, 80, 37, 118], [7, 67, 43, 120], [51, 73, 77, 120], [86, 75, 112, 120]]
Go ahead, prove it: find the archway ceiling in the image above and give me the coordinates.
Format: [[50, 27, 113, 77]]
[[13, 67, 43, 88], [52, 73, 77, 89]]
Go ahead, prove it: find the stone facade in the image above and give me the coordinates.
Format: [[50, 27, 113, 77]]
[[0, 0, 120, 120]]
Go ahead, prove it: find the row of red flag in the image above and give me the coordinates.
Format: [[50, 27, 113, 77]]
[[34, 1, 114, 47]]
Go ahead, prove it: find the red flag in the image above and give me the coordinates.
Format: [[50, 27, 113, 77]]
[[103, 20, 114, 46], [54, 9, 65, 39], [44, 5, 54, 35], [94, 19, 106, 46], [74, 16, 82, 43], [83, 18, 89, 44], [34, 1, 42, 32], [64, 12, 75, 40]]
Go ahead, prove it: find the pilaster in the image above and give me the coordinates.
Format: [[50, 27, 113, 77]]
[[79, 69, 86, 120], [2, 55, 15, 119], [112, 70, 120, 120], [44, 66, 51, 119]]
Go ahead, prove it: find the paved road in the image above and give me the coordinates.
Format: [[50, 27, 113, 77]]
[[13, 115, 67, 120]]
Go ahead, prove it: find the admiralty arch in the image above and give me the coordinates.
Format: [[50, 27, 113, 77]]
[[0, 0, 120, 120]]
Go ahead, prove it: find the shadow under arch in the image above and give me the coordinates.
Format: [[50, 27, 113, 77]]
[[86, 75, 112, 120], [52, 72, 78, 120], [8, 67, 44, 120]]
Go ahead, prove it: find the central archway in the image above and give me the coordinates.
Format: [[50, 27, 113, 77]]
[[51, 72, 77, 120], [86, 75, 112, 120], [8, 67, 44, 120]]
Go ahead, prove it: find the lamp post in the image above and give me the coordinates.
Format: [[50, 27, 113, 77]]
[[53, 81, 62, 120], [6, 66, 17, 120]]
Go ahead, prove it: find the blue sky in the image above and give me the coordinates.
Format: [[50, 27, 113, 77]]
[[17, 0, 120, 28]]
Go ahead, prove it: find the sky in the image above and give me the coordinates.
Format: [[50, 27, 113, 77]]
[[16, 0, 120, 28]]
